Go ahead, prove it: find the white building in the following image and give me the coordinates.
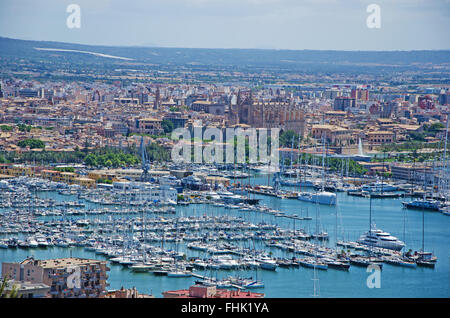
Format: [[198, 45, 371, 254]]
[[112, 181, 177, 204]]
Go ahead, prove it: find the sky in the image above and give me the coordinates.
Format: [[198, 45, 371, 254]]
[[0, 0, 449, 50]]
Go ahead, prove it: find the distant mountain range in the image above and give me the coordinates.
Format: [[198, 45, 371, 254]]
[[1, 36, 449, 68]]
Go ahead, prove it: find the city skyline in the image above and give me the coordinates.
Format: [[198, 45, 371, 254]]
[[0, 0, 449, 51]]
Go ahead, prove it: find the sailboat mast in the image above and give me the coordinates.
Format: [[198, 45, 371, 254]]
[[321, 133, 326, 191], [290, 136, 294, 173], [369, 194, 372, 232], [422, 207, 425, 252], [442, 114, 449, 200]]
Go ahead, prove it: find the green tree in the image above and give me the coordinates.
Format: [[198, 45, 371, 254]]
[[0, 125, 12, 132], [279, 130, 301, 148], [161, 119, 175, 134]]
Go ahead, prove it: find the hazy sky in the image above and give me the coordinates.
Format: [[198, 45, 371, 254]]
[[0, 0, 449, 50]]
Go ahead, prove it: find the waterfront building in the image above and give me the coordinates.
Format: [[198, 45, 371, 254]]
[[88, 170, 118, 182], [111, 181, 178, 203], [73, 177, 96, 188], [88, 169, 171, 182], [390, 163, 438, 186], [1, 257, 110, 298]]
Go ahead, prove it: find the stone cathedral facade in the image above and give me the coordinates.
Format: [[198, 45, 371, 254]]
[[227, 90, 305, 135]]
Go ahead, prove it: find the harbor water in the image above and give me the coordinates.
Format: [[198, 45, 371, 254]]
[[1, 174, 449, 298]]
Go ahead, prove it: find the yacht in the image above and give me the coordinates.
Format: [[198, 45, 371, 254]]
[[0, 240, 8, 249], [167, 270, 192, 278], [130, 263, 154, 272], [361, 182, 398, 193], [257, 257, 278, 271], [356, 225, 405, 251], [384, 256, 417, 268], [322, 258, 350, 271], [298, 257, 328, 270], [412, 252, 437, 268], [402, 199, 441, 211], [298, 191, 336, 205], [216, 255, 240, 270], [349, 256, 383, 269]]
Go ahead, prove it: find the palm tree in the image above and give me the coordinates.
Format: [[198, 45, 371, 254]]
[[0, 277, 21, 298]]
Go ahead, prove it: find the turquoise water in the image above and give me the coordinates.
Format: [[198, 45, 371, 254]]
[[1, 174, 449, 298]]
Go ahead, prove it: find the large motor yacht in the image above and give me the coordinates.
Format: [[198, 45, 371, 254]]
[[298, 191, 337, 205], [357, 225, 405, 251]]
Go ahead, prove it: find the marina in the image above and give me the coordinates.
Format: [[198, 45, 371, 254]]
[[0, 172, 448, 298]]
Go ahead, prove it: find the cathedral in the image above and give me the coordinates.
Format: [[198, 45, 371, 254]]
[[227, 90, 305, 135]]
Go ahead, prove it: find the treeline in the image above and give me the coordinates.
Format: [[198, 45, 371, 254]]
[[0, 143, 171, 167], [84, 151, 139, 168], [381, 140, 443, 153]]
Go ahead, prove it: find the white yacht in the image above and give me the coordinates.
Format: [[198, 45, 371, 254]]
[[402, 199, 441, 211], [357, 225, 405, 251], [167, 270, 192, 277], [298, 191, 336, 205], [361, 182, 398, 192]]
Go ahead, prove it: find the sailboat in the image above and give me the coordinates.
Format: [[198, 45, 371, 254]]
[[299, 202, 328, 271], [384, 207, 418, 268], [167, 219, 192, 278], [323, 205, 350, 271], [130, 204, 154, 272], [406, 185, 438, 268], [236, 239, 264, 289], [297, 136, 337, 205]]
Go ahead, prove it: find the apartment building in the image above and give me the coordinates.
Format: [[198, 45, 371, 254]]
[[2, 257, 110, 298]]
